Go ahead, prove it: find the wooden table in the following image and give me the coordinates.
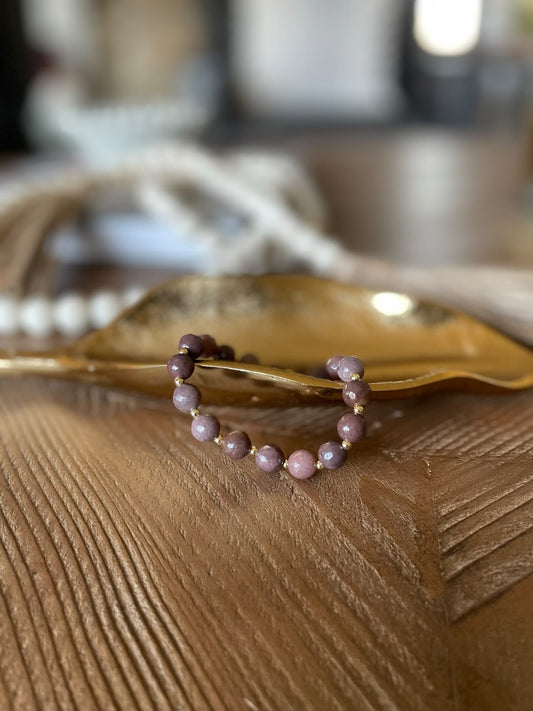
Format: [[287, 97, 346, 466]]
[[1, 131, 532, 710]]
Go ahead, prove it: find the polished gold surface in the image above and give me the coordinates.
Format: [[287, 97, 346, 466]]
[[0, 274, 532, 404]]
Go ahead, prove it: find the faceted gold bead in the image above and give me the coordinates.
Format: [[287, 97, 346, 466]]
[[190, 408, 200, 418], [341, 440, 352, 450]]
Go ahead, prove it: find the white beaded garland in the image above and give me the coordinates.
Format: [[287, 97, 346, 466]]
[[19, 296, 53, 338], [53, 292, 89, 336], [121, 286, 145, 308], [88, 290, 122, 329], [0, 142, 526, 343], [0, 287, 147, 337]]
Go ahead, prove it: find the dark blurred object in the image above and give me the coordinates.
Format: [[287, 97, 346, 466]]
[[0, 0, 30, 149], [402, 0, 482, 125], [402, 0, 533, 128], [206, 0, 233, 122]]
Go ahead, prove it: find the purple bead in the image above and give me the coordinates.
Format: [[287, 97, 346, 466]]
[[222, 431, 251, 459], [178, 333, 203, 359], [318, 441, 347, 470], [337, 356, 365, 383], [326, 355, 343, 379], [337, 413, 366, 443], [255, 444, 285, 473], [287, 450, 316, 480], [167, 353, 195, 379], [201, 334, 218, 357], [191, 414, 220, 442], [217, 344, 235, 361], [173, 383, 201, 413], [342, 379, 371, 407]]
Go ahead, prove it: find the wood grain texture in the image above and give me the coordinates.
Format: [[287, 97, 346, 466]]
[[1, 378, 533, 710]]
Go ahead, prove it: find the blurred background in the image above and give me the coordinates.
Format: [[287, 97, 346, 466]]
[[3, 0, 533, 143], [1, 0, 533, 340]]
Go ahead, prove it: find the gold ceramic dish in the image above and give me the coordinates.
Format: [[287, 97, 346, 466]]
[[1, 275, 532, 404]]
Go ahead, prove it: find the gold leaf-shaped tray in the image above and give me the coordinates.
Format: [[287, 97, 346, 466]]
[[1, 275, 532, 404]]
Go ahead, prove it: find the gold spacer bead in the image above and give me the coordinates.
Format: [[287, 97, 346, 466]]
[[174, 377, 184, 386], [282, 460, 289, 470], [214, 436, 223, 445], [316, 461, 324, 471], [190, 408, 200, 418], [350, 373, 361, 381], [250, 445, 258, 456], [178, 347, 189, 355], [353, 405, 364, 415], [341, 440, 352, 450]]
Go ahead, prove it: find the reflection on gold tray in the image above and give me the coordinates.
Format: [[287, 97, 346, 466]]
[[1, 275, 532, 404]]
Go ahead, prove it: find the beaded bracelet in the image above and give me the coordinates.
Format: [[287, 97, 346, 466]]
[[168, 333, 371, 480]]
